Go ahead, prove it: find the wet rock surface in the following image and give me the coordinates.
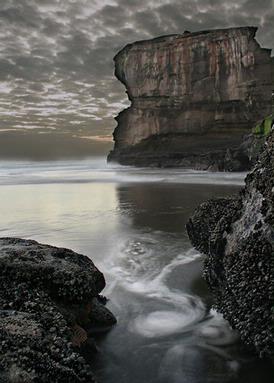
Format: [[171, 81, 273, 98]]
[[109, 27, 274, 170], [0, 238, 116, 382], [186, 129, 274, 358]]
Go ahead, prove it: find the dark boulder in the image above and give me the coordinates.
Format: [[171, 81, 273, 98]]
[[186, 128, 274, 358], [0, 238, 116, 382]]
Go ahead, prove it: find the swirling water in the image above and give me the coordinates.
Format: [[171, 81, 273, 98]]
[[0, 158, 272, 383]]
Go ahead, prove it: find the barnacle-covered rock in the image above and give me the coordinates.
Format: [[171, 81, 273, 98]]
[[186, 127, 274, 358], [0, 238, 116, 382], [0, 238, 105, 301]]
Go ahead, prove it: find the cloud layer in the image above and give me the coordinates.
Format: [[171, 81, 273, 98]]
[[0, 0, 273, 139]]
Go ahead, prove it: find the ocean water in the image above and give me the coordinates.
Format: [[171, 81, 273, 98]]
[[0, 158, 272, 383]]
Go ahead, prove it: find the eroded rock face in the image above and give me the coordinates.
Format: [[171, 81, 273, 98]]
[[109, 27, 274, 169], [0, 238, 116, 382], [186, 129, 274, 358]]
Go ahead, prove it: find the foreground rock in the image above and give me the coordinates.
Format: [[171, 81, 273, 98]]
[[186, 128, 274, 358], [0, 238, 116, 382], [108, 26, 273, 170]]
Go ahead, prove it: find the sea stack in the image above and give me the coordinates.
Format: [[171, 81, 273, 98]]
[[108, 27, 274, 170]]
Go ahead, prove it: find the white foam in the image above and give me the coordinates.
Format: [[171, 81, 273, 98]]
[[0, 158, 246, 185], [130, 289, 205, 338], [104, 238, 206, 338], [195, 309, 239, 346], [133, 310, 197, 337]]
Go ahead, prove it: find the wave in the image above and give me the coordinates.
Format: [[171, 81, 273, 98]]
[[0, 157, 246, 186]]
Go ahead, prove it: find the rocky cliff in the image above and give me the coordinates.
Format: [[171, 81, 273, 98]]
[[108, 27, 274, 170], [186, 127, 274, 358], [0, 238, 116, 382]]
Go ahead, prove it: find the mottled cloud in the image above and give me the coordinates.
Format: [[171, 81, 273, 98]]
[[0, 0, 273, 142]]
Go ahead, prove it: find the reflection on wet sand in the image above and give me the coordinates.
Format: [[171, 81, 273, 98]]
[[116, 183, 240, 232]]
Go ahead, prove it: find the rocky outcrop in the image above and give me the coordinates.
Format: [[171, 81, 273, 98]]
[[0, 238, 116, 382], [186, 128, 274, 358], [108, 27, 274, 170]]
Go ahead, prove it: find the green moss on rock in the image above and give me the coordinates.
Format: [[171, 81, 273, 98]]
[[252, 115, 274, 137]]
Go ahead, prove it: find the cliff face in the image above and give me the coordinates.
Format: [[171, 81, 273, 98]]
[[108, 27, 274, 169], [186, 128, 274, 358]]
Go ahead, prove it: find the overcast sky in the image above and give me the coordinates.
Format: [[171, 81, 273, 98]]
[[0, 0, 273, 141]]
